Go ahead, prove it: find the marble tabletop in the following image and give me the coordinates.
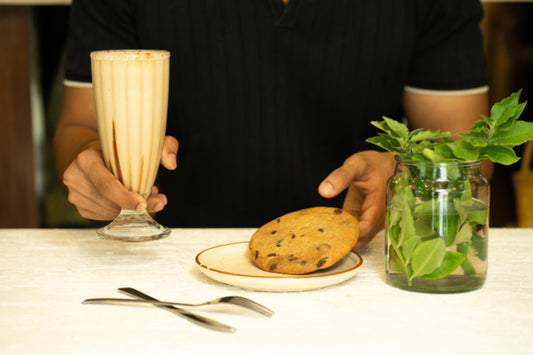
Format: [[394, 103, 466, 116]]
[[1, 227, 532, 354]]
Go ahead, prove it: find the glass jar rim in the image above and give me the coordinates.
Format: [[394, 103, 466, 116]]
[[394, 155, 481, 167]]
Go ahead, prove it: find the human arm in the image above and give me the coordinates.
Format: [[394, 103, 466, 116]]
[[403, 89, 493, 178], [318, 90, 491, 250], [53, 86, 178, 220]]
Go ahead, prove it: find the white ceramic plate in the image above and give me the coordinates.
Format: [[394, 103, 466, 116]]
[[195, 242, 363, 292]]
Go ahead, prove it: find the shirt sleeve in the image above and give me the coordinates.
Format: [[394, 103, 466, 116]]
[[406, 0, 488, 91], [64, 0, 139, 83]]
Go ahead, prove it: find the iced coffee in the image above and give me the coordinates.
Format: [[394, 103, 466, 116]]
[[91, 49, 171, 241]]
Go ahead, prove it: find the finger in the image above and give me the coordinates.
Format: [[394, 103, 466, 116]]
[[341, 185, 363, 218], [76, 150, 147, 211], [343, 186, 386, 251], [161, 135, 178, 170], [342, 186, 376, 248], [63, 161, 123, 212], [318, 157, 368, 199], [146, 190, 168, 213], [68, 190, 121, 220], [353, 203, 385, 249]]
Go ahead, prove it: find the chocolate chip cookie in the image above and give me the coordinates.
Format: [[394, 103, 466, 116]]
[[249, 207, 359, 274]]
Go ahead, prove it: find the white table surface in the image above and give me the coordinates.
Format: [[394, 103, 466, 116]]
[[1, 227, 532, 354]]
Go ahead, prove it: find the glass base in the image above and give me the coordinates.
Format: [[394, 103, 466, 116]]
[[96, 209, 171, 242], [386, 273, 486, 294]]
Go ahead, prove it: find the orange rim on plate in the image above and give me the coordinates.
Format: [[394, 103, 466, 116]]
[[195, 241, 363, 279]]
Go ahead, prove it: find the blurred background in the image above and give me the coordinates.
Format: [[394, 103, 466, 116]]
[[1, 1, 532, 228]]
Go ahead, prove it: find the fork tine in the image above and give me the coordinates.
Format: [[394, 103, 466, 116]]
[[222, 296, 275, 317]]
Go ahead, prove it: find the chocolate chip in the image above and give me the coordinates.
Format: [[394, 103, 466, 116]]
[[318, 228, 324, 232], [317, 243, 331, 252], [277, 218, 281, 223], [271, 230, 277, 234], [300, 261, 307, 266], [288, 254, 294, 258], [267, 253, 277, 257], [334, 209, 342, 214], [276, 239, 282, 247], [316, 257, 328, 268], [269, 264, 277, 271], [289, 257, 299, 262], [254, 250, 259, 260], [291, 234, 296, 239]]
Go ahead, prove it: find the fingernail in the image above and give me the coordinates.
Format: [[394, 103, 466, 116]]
[[136, 202, 147, 211], [323, 182, 334, 195]]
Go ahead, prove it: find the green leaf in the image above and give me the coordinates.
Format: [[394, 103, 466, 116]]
[[410, 129, 452, 142], [434, 209, 460, 246], [457, 243, 476, 275], [489, 89, 522, 127], [460, 180, 472, 205], [413, 212, 436, 239], [414, 199, 437, 216], [411, 140, 439, 156], [410, 238, 446, 280], [447, 140, 479, 161], [421, 251, 466, 280], [388, 221, 401, 247], [366, 136, 398, 154], [478, 145, 520, 165], [366, 89, 527, 165], [398, 198, 416, 247], [467, 209, 488, 225], [382, 116, 409, 139], [471, 234, 488, 261], [496, 115, 517, 132], [402, 235, 420, 264], [389, 174, 415, 212], [469, 119, 489, 133], [432, 144, 456, 160], [422, 148, 449, 162], [453, 223, 473, 245], [410, 154, 431, 161], [489, 121, 533, 146], [388, 207, 402, 227], [460, 130, 487, 147], [387, 245, 405, 272], [370, 120, 391, 134]]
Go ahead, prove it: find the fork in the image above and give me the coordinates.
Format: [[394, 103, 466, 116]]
[[83, 288, 274, 317], [117, 287, 236, 332]]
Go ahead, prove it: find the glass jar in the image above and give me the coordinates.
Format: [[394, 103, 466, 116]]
[[385, 157, 489, 293]]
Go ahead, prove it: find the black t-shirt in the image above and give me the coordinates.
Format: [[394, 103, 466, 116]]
[[64, 0, 488, 227]]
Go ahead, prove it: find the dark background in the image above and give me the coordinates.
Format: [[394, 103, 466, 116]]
[[33, 2, 533, 228]]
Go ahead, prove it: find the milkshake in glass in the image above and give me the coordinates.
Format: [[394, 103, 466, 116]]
[[91, 49, 171, 241]]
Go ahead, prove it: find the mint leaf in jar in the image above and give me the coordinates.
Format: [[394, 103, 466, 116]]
[[369, 90, 530, 291]]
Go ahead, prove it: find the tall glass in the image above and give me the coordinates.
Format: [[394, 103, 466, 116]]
[[90, 49, 171, 241]]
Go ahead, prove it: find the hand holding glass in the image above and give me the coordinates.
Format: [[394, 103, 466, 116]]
[[90, 50, 171, 241]]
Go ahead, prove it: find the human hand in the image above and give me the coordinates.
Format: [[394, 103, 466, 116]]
[[62, 136, 178, 220], [318, 151, 396, 250]]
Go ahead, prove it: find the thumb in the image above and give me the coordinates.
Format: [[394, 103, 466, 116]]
[[318, 162, 364, 199], [161, 135, 179, 170]]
